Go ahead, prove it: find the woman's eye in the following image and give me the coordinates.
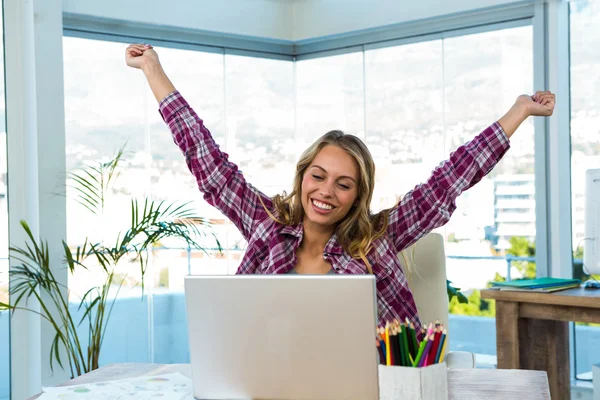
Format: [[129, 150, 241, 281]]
[[339, 184, 350, 190], [312, 175, 324, 181]]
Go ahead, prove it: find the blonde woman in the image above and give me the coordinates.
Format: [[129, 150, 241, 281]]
[[125, 44, 555, 333]]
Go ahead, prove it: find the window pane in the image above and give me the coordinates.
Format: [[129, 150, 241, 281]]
[[570, 0, 600, 382], [296, 52, 365, 150], [63, 36, 151, 365], [443, 26, 534, 366], [0, 3, 9, 397], [366, 26, 533, 367], [146, 48, 227, 363], [226, 55, 295, 194], [145, 47, 229, 277], [365, 40, 444, 212], [225, 54, 295, 274], [443, 25, 535, 288]]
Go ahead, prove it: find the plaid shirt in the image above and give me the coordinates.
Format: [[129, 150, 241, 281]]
[[159, 90, 510, 335]]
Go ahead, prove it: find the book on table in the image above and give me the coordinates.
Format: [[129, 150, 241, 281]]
[[490, 277, 581, 292]]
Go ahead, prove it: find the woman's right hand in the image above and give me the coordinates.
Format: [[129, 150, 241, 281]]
[[125, 44, 159, 70]]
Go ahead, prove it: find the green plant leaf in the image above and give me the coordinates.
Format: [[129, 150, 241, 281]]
[[447, 280, 468, 304], [6, 144, 221, 377]]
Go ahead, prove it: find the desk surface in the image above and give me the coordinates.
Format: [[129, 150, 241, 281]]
[[27, 363, 551, 400], [481, 287, 600, 308]]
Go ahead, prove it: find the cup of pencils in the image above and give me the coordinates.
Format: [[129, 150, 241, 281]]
[[376, 319, 449, 400], [376, 319, 447, 367]]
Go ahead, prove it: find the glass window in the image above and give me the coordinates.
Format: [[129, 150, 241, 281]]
[[63, 36, 153, 365], [443, 26, 534, 366], [296, 52, 365, 150], [365, 25, 533, 367], [64, 38, 297, 365], [0, 3, 9, 398], [224, 54, 295, 274], [570, 0, 600, 383], [365, 40, 444, 212], [443, 25, 534, 274], [61, 21, 535, 372]]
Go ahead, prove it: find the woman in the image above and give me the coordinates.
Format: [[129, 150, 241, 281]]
[[125, 43, 555, 332]]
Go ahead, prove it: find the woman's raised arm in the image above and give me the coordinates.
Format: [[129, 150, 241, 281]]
[[125, 44, 273, 240], [386, 91, 555, 252]]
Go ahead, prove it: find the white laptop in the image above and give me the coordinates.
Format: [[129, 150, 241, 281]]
[[184, 275, 380, 400]]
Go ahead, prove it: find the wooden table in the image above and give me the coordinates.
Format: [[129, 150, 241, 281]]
[[27, 363, 551, 399], [481, 287, 600, 400]]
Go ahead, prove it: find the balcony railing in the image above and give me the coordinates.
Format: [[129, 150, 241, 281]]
[[1, 250, 586, 283], [147, 246, 584, 282]]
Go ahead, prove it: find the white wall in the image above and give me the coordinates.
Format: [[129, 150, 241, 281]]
[[293, 0, 525, 40], [63, 0, 295, 40], [64, 0, 527, 41]]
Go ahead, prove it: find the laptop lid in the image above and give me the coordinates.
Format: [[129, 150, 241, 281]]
[[184, 275, 379, 400]]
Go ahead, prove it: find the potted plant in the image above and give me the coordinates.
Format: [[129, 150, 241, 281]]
[[0, 147, 221, 378]]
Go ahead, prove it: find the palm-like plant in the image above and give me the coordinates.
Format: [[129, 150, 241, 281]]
[[0, 147, 221, 377]]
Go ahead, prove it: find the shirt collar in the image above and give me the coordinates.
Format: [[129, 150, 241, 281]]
[[280, 223, 303, 238], [324, 233, 343, 255], [280, 223, 343, 255]]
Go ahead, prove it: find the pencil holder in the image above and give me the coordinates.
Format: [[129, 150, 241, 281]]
[[378, 362, 448, 400]]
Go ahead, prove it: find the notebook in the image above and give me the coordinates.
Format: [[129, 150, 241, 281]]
[[491, 277, 581, 292]]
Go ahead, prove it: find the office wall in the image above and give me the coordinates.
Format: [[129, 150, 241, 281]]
[[62, 0, 295, 40], [63, 0, 527, 41], [292, 0, 525, 40]]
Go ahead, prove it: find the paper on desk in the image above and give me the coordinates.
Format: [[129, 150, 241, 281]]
[[37, 372, 194, 399]]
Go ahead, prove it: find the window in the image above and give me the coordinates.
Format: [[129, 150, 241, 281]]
[[62, 20, 534, 370], [224, 54, 295, 274], [296, 52, 365, 150], [364, 25, 533, 365], [570, 0, 600, 382], [63, 36, 153, 364], [365, 26, 533, 286], [365, 40, 444, 211], [443, 25, 534, 263], [63, 37, 297, 365]]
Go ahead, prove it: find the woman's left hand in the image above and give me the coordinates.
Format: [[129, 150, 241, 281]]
[[517, 91, 556, 117]]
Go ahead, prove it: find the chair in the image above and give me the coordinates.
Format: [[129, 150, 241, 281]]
[[399, 232, 476, 369]]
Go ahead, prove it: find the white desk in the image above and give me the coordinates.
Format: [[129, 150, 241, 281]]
[[28, 363, 551, 399]]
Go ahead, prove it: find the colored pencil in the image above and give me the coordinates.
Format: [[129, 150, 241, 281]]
[[403, 319, 413, 357], [385, 323, 391, 366], [408, 321, 418, 358], [376, 340, 385, 364], [378, 328, 387, 363], [439, 334, 448, 363], [418, 335, 434, 367], [390, 327, 399, 366], [412, 336, 428, 367], [434, 330, 447, 364], [401, 321, 410, 366], [395, 325, 404, 366], [401, 323, 411, 366], [427, 327, 442, 366]]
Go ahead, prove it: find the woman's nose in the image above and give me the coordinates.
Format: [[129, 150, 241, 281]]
[[319, 182, 334, 198]]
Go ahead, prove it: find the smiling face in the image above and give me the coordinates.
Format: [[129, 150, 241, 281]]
[[301, 144, 359, 230]]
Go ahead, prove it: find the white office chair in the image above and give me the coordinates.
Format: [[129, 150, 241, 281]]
[[399, 232, 476, 369]]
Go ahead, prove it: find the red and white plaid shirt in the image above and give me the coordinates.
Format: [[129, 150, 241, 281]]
[[159, 90, 510, 335]]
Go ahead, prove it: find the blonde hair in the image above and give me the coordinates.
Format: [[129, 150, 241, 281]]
[[261, 130, 394, 274]]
